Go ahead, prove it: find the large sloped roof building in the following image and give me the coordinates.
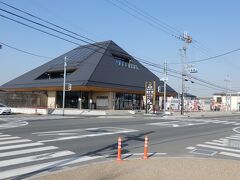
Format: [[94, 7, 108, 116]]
[[0, 40, 176, 110]]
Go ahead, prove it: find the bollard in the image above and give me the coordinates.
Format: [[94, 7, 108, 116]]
[[143, 136, 148, 160], [117, 136, 122, 161]]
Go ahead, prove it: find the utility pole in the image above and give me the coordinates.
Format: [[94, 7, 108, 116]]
[[163, 61, 167, 114], [224, 75, 231, 111], [180, 31, 192, 115], [62, 56, 67, 116]]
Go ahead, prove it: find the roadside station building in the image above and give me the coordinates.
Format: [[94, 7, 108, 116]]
[[0, 40, 176, 110]]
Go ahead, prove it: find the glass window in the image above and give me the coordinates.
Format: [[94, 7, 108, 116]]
[[216, 97, 222, 103]]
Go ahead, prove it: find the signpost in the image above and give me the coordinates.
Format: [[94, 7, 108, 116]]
[[145, 81, 156, 114]]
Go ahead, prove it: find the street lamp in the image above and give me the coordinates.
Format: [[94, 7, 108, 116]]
[[62, 56, 67, 116]]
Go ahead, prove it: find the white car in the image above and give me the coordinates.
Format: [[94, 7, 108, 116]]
[[0, 103, 11, 115]]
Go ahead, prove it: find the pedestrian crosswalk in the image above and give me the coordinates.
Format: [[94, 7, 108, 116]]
[[147, 118, 240, 127], [0, 133, 100, 179], [187, 133, 240, 159], [0, 119, 28, 129]]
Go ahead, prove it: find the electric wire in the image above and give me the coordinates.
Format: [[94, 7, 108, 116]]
[[105, 0, 182, 40], [0, 41, 52, 59], [0, 7, 232, 92], [107, 0, 213, 57], [0, 0, 96, 44]]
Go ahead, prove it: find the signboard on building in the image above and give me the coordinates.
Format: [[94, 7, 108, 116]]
[[145, 81, 156, 112]]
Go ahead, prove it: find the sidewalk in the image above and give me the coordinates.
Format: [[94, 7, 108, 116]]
[[172, 111, 240, 118], [34, 157, 240, 180]]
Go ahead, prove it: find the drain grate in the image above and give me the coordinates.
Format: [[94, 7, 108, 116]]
[[228, 140, 240, 149], [190, 148, 218, 156]]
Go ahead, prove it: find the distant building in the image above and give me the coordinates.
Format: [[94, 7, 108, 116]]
[[213, 93, 240, 111], [0, 40, 176, 110], [198, 97, 212, 111]]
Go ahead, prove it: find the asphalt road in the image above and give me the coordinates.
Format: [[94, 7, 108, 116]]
[[0, 114, 240, 179]]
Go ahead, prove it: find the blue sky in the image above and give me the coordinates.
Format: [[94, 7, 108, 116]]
[[1, 0, 240, 96]]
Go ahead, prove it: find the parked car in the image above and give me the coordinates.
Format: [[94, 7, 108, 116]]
[[0, 103, 11, 115]]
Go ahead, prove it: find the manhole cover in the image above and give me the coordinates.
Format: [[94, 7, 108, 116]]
[[228, 140, 240, 149], [191, 149, 217, 156]]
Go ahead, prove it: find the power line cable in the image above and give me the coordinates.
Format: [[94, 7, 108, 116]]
[[0, 41, 52, 59], [0, 3, 220, 68], [105, 0, 182, 41], [0, 0, 97, 44], [148, 67, 227, 92], [0, 7, 231, 92], [0, 13, 80, 46], [122, 0, 182, 35], [169, 47, 240, 64], [116, 0, 182, 36], [0, 8, 96, 46], [107, 0, 214, 56], [189, 48, 240, 63]]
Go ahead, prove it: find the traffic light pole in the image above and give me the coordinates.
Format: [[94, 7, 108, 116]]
[[62, 56, 67, 116]]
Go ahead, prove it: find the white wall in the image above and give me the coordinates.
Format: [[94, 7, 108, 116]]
[[92, 92, 115, 109], [10, 107, 48, 115], [213, 95, 240, 111]]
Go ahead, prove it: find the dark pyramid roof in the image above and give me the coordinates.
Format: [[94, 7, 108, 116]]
[[1, 40, 176, 94]]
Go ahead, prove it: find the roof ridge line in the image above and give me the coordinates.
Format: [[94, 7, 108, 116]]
[[86, 41, 112, 83]]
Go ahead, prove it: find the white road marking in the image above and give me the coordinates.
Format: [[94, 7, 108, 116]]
[[0, 155, 101, 179], [0, 136, 20, 141], [233, 127, 240, 133], [219, 151, 240, 158], [222, 122, 236, 124], [190, 149, 218, 156], [38, 129, 137, 143], [234, 123, 240, 125], [212, 139, 227, 143], [0, 139, 31, 145], [197, 144, 240, 153], [0, 150, 75, 168], [211, 120, 223, 123], [0, 120, 28, 129], [0, 146, 58, 157], [0, 135, 10, 137], [186, 146, 196, 150], [36, 127, 138, 143], [219, 138, 228, 141], [205, 142, 227, 146], [225, 137, 240, 140], [0, 142, 43, 151], [230, 135, 240, 138], [32, 128, 86, 135]]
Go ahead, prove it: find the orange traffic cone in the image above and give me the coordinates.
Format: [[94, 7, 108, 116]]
[[117, 136, 122, 161], [143, 136, 148, 160]]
